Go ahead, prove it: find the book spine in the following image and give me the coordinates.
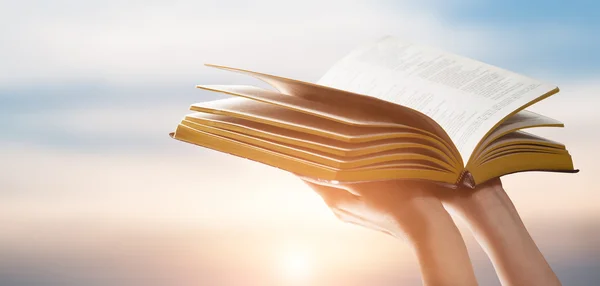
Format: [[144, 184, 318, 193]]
[[456, 170, 476, 189]]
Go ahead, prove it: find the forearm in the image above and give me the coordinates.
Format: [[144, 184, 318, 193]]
[[444, 182, 561, 286], [302, 178, 478, 285], [395, 197, 478, 286]]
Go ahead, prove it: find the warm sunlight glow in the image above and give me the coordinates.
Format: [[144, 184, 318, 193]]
[[280, 248, 312, 281]]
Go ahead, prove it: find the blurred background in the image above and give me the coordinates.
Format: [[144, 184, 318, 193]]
[[1, 0, 599, 285]]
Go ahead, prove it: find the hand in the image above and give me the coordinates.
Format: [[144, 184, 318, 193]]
[[301, 178, 450, 240], [301, 177, 478, 286], [440, 178, 562, 286]]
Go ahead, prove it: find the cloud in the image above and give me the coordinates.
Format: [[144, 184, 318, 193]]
[[0, 141, 336, 228], [0, 0, 561, 85]]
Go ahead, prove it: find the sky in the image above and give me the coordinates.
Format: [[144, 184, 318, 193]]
[[1, 0, 599, 285]]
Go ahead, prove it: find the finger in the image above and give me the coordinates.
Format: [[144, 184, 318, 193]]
[[302, 180, 360, 208], [342, 179, 430, 197], [297, 175, 334, 186], [298, 176, 362, 196], [332, 208, 396, 237]]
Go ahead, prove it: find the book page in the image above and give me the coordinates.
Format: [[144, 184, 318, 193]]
[[197, 84, 409, 128], [473, 110, 563, 156], [189, 97, 458, 158], [318, 36, 558, 162], [202, 64, 455, 149]]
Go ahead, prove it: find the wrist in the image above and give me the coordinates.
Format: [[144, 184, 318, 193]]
[[442, 181, 561, 285], [412, 216, 478, 285], [388, 194, 457, 242], [391, 200, 477, 286], [445, 184, 525, 241], [442, 179, 513, 223]]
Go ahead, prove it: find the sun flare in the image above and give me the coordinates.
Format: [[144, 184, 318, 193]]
[[280, 248, 312, 281]]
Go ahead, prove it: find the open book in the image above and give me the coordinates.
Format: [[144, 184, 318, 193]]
[[170, 36, 577, 188]]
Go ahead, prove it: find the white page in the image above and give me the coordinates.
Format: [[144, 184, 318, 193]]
[[318, 36, 558, 163], [474, 110, 563, 156]]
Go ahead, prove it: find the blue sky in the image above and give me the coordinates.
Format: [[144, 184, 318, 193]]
[[450, 0, 599, 25], [1, 1, 599, 285], [442, 0, 600, 75]]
